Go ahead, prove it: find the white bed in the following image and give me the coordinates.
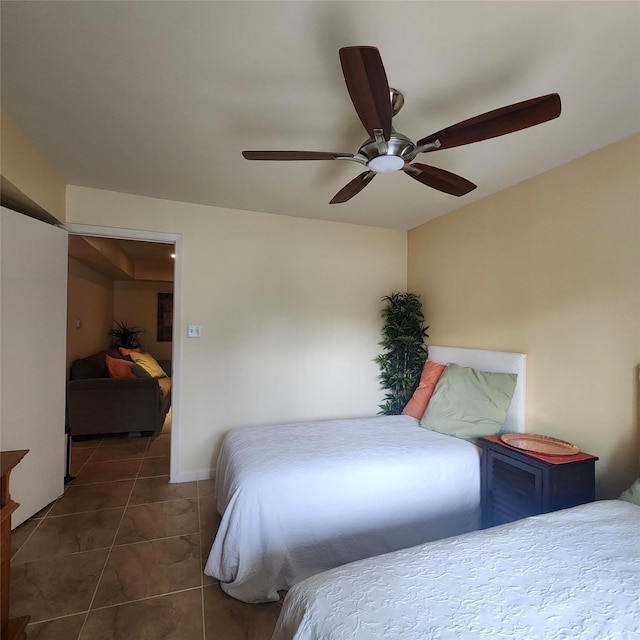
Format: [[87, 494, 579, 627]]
[[272, 499, 640, 640], [204, 346, 526, 603]]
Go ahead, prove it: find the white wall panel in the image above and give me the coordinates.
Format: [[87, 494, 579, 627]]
[[1, 207, 67, 525]]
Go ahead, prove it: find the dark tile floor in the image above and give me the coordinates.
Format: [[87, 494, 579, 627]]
[[10, 415, 282, 639]]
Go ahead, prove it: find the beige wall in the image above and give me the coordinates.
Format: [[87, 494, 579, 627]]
[[0, 110, 66, 222], [66, 187, 407, 480], [67, 257, 115, 366], [114, 280, 174, 361], [67, 253, 174, 366], [408, 133, 640, 499]]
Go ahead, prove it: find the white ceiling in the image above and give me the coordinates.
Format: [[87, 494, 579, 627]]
[[1, 1, 639, 230]]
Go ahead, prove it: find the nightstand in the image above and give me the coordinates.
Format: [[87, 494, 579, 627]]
[[480, 435, 598, 529]]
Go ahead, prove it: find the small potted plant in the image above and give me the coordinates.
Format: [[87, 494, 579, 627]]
[[376, 292, 429, 415], [109, 319, 144, 349]]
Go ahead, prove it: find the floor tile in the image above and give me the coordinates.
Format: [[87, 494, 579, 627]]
[[31, 502, 56, 519], [71, 436, 103, 449], [73, 459, 142, 485], [201, 548, 217, 586], [11, 549, 109, 622], [146, 434, 170, 458], [92, 534, 201, 608], [115, 499, 199, 544], [11, 518, 40, 559], [8, 408, 275, 639], [49, 480, 134, 516], [12, 509, 124, 563], [197, 478, 216, 497], [101, 433, 150, 442], [71, 447, 97, 466], [25, 613, 86, 640], [88, 441, 149, 463], [199, 495, 220, 586], [200, 538, 217, 587], [81, 588, 203, 640], [198, 495, 220, 536], [138, 455, 170, 478], [129, 476, 197, 505], [203, 583, 282, 640]]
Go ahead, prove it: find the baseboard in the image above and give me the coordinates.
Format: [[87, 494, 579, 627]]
[[171, 468, 215, 484]]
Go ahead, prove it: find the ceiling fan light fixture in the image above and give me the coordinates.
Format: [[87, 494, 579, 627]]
[[368, 155, 404, 173], [241, 46, 561, 204]]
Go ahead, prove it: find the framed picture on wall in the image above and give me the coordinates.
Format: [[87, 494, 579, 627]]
[[157, 293, 173, 342]]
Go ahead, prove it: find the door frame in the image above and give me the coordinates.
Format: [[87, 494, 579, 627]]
[[64, 223, 182, 483]]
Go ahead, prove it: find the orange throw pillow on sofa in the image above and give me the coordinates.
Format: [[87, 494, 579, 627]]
[[401, 360, 446, 419], [106, 354, 137, 379], [119, 347, 143, 359]]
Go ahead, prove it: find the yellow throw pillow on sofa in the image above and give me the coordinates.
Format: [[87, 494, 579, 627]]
[[129, 352, 167, 378]]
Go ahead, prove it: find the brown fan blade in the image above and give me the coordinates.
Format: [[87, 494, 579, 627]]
[[242, 151, 353, 161], [339, 46, 392, 140], [405, 163, 477, 197], [330, 171, 375, 204], [416, 93, 561, 150]]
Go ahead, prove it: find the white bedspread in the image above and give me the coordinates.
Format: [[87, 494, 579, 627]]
[[204, 415, 482, 603], [273, 500, 640, 640]]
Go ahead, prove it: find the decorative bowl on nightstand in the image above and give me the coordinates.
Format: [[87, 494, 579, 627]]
[[500, 433, 580, 456]]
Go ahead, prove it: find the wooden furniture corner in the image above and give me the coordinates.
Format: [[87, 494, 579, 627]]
[[1, 450, 30, 640]]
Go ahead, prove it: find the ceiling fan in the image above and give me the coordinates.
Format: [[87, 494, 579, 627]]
[[242, 46, 561, 204]]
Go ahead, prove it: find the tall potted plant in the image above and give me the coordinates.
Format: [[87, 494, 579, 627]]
[[376, 292, 429, 415]]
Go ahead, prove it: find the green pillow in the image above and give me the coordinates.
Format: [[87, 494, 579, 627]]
[[619, 477, 640, 506], [420, 363, 517, 439]]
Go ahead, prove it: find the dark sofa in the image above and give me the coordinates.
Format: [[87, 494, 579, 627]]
[[66, 350, 171, 438]]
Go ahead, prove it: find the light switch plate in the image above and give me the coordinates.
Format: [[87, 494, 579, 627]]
[[187, 324, 202, 338]]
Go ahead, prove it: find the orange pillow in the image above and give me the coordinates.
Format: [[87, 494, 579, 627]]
[[119, 347, 143, 359], [106, 354, 137, 379], [402, 360, 446, 419]]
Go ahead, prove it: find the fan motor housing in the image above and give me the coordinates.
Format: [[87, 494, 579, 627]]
[[357, 131, 416, 170]]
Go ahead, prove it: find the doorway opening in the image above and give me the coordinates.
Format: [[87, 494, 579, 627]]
[[64, 223, 182, 483]]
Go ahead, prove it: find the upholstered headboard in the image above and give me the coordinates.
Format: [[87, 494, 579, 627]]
[[428, 346, 526, 434]]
